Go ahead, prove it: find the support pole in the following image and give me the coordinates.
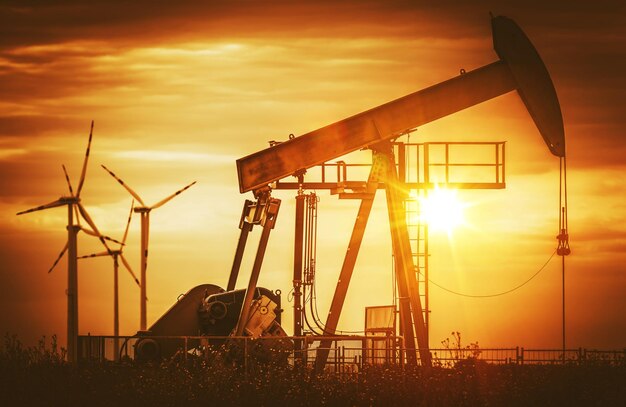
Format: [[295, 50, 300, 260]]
[[228, 200, 255, 291], [386, 202, 419, 365], [113, 254, 120, 362], [139, 210, 149, 331], [314, 152, 384, 373], [293, 194, 305, 349], [379, 148, 418, 366], [557, 156, 571, 363], [383, 145, 431, 367], [562, 255, 566, 362], [67, 204, 78, 363]]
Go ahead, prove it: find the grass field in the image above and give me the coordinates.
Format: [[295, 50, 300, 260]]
[[1, 334, 624, 406]]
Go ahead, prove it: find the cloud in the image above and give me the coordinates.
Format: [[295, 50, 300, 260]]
[[113, 150, 237, 164], [2, 1, 624, 164], [2, 1, 623, 50], [0, 114, 88, 139], [1, 0, 625, 349]]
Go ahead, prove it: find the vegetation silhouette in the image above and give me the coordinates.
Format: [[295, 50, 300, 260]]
[[1, 333, 624, 406]]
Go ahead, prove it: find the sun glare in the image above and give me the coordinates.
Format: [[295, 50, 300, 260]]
[[418, 187, 465, 233]]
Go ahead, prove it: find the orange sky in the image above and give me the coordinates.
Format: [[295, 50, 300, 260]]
[[1, 1, 625, 350]]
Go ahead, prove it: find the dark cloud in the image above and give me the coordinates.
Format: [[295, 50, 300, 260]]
[[2, 1, 624, 168], [0, 115, 88, 138], [0, 1, 414, 50], [0, 54, 138, 103], [570, 225, 626, 256], [568, 124, 626, 169], [3, 1, 621, 50], [1, 1, 625, 350], [0, 150, 91, 203]]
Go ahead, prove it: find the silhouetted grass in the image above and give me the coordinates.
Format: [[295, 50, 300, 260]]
[[1, 334, 624, 406]]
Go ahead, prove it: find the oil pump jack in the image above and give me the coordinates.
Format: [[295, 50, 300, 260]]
[[134, 16, 565, 369]]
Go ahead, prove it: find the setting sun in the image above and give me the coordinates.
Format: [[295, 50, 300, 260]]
[[418, 187, 466, 233], [1, 3, 625, 393]]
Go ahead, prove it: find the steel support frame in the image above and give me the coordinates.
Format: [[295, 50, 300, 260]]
[[227, 200, 255, 291], [313, 152, 382, 372], [382, 145, 431, 366], [293, 193, 305, 359], [233, 195, 281, 336], [314, 144, 432, 372], [238, 17, 567, 195]]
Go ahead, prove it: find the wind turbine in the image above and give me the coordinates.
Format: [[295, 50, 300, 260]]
[[16, 121, 114, 362], [101, 164, 196, 331], [79, 200, 139, 361]]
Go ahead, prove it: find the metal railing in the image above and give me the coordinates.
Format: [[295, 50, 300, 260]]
[[273, 141, 506, 191], [78, 335, 625, 369]]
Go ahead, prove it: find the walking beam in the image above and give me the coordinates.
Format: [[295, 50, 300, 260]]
[[237, 16, 564, 194]]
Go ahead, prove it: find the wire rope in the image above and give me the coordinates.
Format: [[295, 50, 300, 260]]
[[428, 249, 557, 298]]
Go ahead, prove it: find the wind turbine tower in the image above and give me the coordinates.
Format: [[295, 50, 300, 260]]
[[16, 121, 113, 362], [101, 165, 196, 331], [79, 200, 139, 360]]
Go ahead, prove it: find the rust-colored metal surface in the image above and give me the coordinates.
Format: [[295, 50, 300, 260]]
[[236, 16, 565, 193], [492, 16, 565, 157], [237, 61, 515, 193]]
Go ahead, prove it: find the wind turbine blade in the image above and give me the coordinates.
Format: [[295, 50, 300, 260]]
[[150, 181, 196, 209], [76, 120, 94, 197], [121, 199, 134, 246], [78, 251, 110, 259], [78, 225, 98, 237], [62, 165, 75, 196], [79, 225, 124, 246], [77, 203, 113, 255], [145, 215, 150, 249], [103, 235, 124, 246], [101, 164, 145, 206], [120, 254, 140, 286], [74, 205, 81, 226], [17, 199, 66, 215], [48, 242, 69, 273], [77, 203, 101, 235]]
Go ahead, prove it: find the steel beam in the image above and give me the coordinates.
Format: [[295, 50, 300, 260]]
[[237, 60, 515, 193], [379, 152, 421, 366], [227, 200, 255, 291], [313, 153, 385, 373], [293, 194, 305, 337], [275, 181, 506, 190], [293, 194, 305, 360], [383, 147, 431, 366], [237, 16, 565, 194]]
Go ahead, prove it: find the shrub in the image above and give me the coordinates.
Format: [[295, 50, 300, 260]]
[[1, 333, 624, 406]]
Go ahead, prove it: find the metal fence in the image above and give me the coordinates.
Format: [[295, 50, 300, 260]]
[[78, 334, 626, 369]]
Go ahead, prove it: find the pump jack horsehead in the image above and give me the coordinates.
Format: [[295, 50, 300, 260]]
[[16, 121, 129, 363], [233, 16, 566, 371]]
